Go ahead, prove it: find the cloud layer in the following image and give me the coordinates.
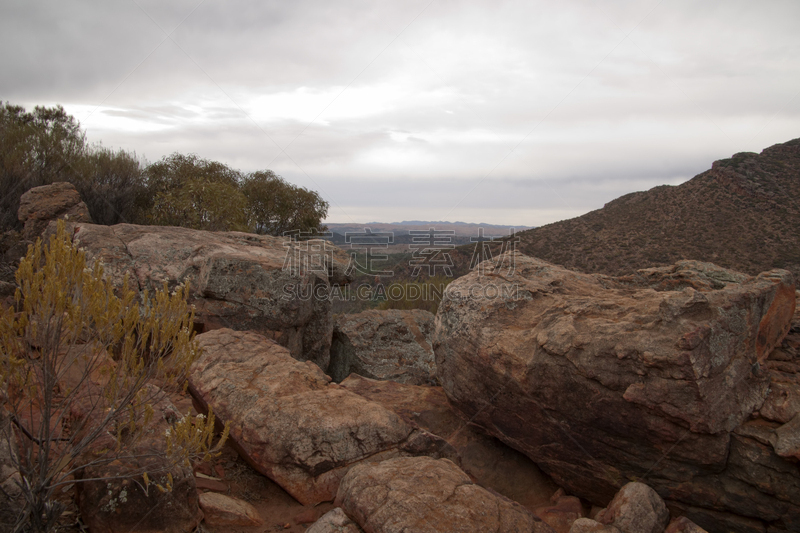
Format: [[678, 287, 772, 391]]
[[3, 0, 799, 225]]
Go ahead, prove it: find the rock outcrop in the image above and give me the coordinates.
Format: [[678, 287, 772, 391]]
[[61, 222, 350, 369], [339, 373, 557, 512], [18, 182, 92, 240], [330, 309, 437, 385], [595, 482, 669, 533], [198, 492, 263, 528], [335, 456, 555, 533], [435, 254, 799, 532], [189, 328, 452, 505]]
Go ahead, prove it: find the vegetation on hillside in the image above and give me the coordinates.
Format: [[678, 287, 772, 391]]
[[0, 102, 328, 235], [500, 139, 800, 279]]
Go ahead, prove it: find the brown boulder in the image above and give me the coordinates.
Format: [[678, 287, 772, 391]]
[[335, 456, 555, 533], [64, 222, 350, 369], [569, 519, 622, 533], [189, 329, 451, 505], [18, 182, 92, 240], [435, 253, 799, 531], [307, 508, 364, 533], [330, 309, 437, 385], [595, 482, 669, 533], [199, 492, 263, 527], [339, 374, 557, 512]]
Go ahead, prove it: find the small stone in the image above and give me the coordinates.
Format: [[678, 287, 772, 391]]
[[199, 492, 263, 527]]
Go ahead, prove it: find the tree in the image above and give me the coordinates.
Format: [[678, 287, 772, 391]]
[[0, 222, 227, 532], [242, 170, 329, 236], [0, 103, 87, 231], [73, 146, 148, 226], [143, 153, 250, 231]]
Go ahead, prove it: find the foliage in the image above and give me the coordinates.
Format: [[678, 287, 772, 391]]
[[0, 103, 86, 230], [0, 221, 228, 532], [242, 170, 329, 235], [1, 102, 330, 238]]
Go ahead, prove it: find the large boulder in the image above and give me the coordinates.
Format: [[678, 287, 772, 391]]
[[307, 508, 364, 533], [330, 309, 437, 385], [435, 254, 799, 532], [335, 456, 555, 533], [189, 329, 452, 505], [595, 482, 669, 533], [18, 182, 92, 240], [61, 222, 350, 369]]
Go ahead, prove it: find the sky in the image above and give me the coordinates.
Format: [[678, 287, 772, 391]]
[[2, 0, 799, 226]]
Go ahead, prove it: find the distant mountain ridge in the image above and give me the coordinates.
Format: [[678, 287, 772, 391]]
[[512, 137, 800, 280], [326, 221, 530, 238]]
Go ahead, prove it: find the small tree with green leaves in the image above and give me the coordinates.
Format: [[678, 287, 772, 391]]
[[0, 221, 228, 532]]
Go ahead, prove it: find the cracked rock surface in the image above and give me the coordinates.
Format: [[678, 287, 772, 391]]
[[189, 329, 452, 505], [58, 222, 351, 369], [335, 456, 555, 533], [435, 254, 799, 532]]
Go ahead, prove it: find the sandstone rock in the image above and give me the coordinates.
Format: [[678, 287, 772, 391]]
[[773, 413, 800, 458], [189, 329, 451, 505], [569, 518, 622, 533], [76, 387, 202, 533], [435, 253, 799, 530], [339, 374, 557, 512], [330, 309, 437, 385], [0, 409, 23, 530], [62, 222, 351, 369], [536, 489, 585, 533], [307, 508, 364, 533], [199, 492, 263, 527], [664, 516, 708, 533], [18, 182, 92, 240], [595, 482, 669, 533], [335, 456, 555, 533]]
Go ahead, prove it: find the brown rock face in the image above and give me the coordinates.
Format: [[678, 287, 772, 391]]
[[64, 222, 350, 369], [189, 329, 451, 505], [18, 182, 92, 240], [330, 309, 437, 385], [339, 374, 557, 512], [335, 456, 555, 533], [435, 254, 799, 532]]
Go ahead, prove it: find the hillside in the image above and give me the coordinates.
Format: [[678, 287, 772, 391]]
[[511, 138, 800, 279]]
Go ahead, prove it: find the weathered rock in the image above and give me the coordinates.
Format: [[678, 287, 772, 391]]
[[199, 492, 263, 527], [665, 516, 708, 533], [335, 456, 555, 533], [339, 374, 557, 512], [76, 387, 202, 533], [330, 309, 437, 385], [595, 482, 669, 533], [435, 253, 799, 531], [62, 222, 350, 369], [536, 489, 585, 533], [189, 329, 451, 505], [18, 182, 92, 240], [307, 508, 364, 533], [569, 518, 622, 533]]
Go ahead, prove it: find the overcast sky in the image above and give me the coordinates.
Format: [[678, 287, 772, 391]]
[[2, 0, 799, 226]]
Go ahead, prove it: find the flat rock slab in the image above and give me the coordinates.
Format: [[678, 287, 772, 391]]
[[336, 456, 555, 533], [330, 309, 437, 385], [435, 254, 798, 529], [189, 329, 450, 505], [63, 222, 351, 369]]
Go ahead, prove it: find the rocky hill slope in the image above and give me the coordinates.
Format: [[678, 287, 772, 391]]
[[512, 138, 800, 279]]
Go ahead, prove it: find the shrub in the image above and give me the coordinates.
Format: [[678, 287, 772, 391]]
[[0, 221, 228, 532]]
